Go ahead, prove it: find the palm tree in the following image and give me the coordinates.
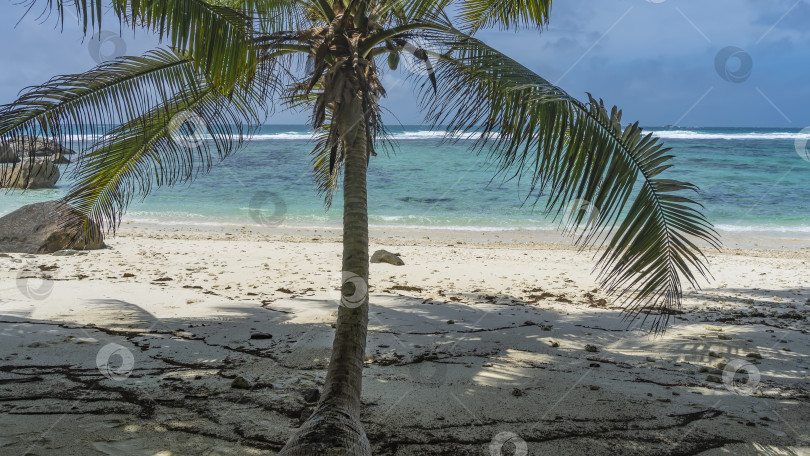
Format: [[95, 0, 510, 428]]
[[0, 0, 718, 453]]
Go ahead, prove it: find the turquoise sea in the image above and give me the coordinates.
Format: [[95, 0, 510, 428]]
[[2, 126, 810, 235]]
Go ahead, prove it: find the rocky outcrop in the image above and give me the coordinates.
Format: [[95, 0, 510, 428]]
[[371, 249, 405, 266], [0, 201, 105, 254], [1, 136, 74, 189], [0, 143, 18, 163], [0, 161, 60, 189], [6, 136, 75, 161]]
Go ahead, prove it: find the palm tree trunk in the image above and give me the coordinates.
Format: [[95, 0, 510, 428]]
[[278, 91, 372, 455]]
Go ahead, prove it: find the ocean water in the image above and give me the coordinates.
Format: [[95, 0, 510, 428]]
[[1, 126, 809, 236]]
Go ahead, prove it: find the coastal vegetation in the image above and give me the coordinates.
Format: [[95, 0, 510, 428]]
[[0, 1, 717, 453]]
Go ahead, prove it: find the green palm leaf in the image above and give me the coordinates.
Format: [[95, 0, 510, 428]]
[[403, 27, 717, 330]]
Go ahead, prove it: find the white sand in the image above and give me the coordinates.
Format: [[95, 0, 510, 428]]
[[0, 225, 808, 455]]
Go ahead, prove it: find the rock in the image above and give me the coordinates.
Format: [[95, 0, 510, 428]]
[[0, 201, 105, 254], [706, 375, 723, 384], [52, 152, 71, 164], [550, 340, 560, 348], [511, 388, 524, 397], [746, 352, 763, 359], [7, 135, 76, 159], [371, 249, 404, 266], [301, 388, 320, 403], [230, 376, 250, 389], [249, 332, 273, 340], [0, 143, 18, 163], [584, 344, 599, 353], [1, 161, 60, 189]]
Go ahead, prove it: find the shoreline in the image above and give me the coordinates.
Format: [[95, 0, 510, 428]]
[[117, 219, 810, 251]]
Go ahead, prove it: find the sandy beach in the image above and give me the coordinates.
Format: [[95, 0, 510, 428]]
[[1, 224, 808, 455]]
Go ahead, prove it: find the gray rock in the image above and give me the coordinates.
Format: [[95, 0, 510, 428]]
[[8, 135, 76, 158], [231, 376, 250, 389], [0, 201, 105, 254], [1, 161, 60, 189], [0, 143, 18, 163], [371, 249, 404, 266]]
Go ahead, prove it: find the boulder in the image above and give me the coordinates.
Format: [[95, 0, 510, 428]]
[[0, 161, 60, 189], [0, 201, 105, 254], [371, 249, 404, 266], [9, 135, 76, 158], [0, 143, 18, 163]]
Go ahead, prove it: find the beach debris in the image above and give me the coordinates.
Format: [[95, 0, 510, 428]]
[[371, 249, 405, 266], [301, 388, 320, 403], [746, 352, 763, 359], [584, 344, 599, 353], [446, 320, 455, 324], [645, 357, 656, 362], [250, 332, 273, 340], [0, 201, 105, 253], [589, 385, 600, 391], [708, 351, 723, 358], [388, 285, 422, 292], [230, 376, 250, 389], [122, 273, 136, 278], [550, 340, 560, 348], [705, 326, 724, 332], [511, 388, 525, 397]]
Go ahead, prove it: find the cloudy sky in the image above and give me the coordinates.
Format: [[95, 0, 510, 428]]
[[1, 0, 807, 127]]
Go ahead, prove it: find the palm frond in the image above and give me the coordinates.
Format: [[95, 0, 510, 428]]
[[406, 26, 718, 331], [18, 0, 302, 88], [0, 49, 198, 185], [63, 70, 271, 233], [457, 0, 552, 33]]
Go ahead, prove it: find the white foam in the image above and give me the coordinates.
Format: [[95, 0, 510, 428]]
[[649, 130, 810, 140]]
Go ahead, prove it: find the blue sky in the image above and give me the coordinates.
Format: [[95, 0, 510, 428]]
[[1, 0, 808, 127]]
